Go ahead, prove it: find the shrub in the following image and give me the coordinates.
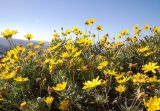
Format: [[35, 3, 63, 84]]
[[0, 19, 160, 111]]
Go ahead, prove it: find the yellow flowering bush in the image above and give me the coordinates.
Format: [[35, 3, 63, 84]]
[[0, 19, 160, 111]]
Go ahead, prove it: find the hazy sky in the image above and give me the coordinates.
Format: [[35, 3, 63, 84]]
[[0, 0, 160, 41]]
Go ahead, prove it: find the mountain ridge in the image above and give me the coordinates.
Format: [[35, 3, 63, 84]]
[[0, 37, 41, 54]]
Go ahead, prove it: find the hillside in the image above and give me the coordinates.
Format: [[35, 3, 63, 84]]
[[0, 37, 43, 54]]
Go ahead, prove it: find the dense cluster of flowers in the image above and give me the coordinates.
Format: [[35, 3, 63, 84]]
[[0, 19, 160, 111]]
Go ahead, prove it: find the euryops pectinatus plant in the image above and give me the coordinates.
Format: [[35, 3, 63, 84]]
[[0, 19, 160, 111]]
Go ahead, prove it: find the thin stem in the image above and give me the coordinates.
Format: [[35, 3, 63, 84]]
[[10, 38, 16, 48], [7, 39, 13, 49], [107, 75, 112, 95]]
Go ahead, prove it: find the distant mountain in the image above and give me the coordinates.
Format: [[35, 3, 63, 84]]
[[0, 37, 39, 46], [0, 44, 9, 52], [0, 37, 44, 54]]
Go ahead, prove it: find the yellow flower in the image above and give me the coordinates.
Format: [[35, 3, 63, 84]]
[[62, 31, 67, 36], [85, 19, 91, 25], [16, 46, 26, 53], [53, 32, 59, 40], [116, 76, 130, 84], [115, 42, 123, 47], [61, 52, 70, 58], [147, 76, 160, 83], [95, 55, 105, 61], [65, 44, 75, 51], [90, 18, 96, 24], [96, 25, 103, 31], [132, 36, 139, 41], [20, 101, 28, 110], [52, 82, 67, 91], [103, 69, 117, 76], [72, 26, 83, 35], [48, 42, 62, 51], [77, 65, 87, 71], [97, 61, 108, 70], [73, 50, 82, 58], [137, 46, 151, 53], [120, 29, 129, 36], [100, 34, 108, 45], [27, 50, 36, 58], [132, 73, 148, 84], [144, 96, 160, 111], [0, 97, 4, 101], [14, 76, 29, 82], [134, 29, 141, 36], [39, 40, 45, 45], [115, 85, 126, 93], [66, 39, 72, 44], [0, 72, 16, 80], [144, 51, 153, 57], [1, 28, 17, 39], [115, 73, 124, 80], [133, 24, 139, 29], [142, 62, 159, 73], [44, 96, 54, 107], [27, 42, 34, 47], [76, 36, 93, 46], [34, 45, 41, 50], [72, 26, 80, 33], [24, 33, 33, 40], [79, 30, 84, 35], [59, 99, 70, 111], [65, 29, 71, 34], [82, 76, 102, 89], [85, 18, 96, 25], [152, 26, 160, 33], [116, 34, 122, 39], [143, 24, 150, 30]]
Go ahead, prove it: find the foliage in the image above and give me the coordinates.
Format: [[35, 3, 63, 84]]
[[0, 19, 160, 111]]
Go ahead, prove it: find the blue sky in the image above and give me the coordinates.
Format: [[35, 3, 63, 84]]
[[0, 0, 160, 41]]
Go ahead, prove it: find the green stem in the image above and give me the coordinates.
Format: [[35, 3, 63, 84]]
[[107, 75, 112, 95], [7, 39, 13, 49], [10, 38, 16, 48]]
